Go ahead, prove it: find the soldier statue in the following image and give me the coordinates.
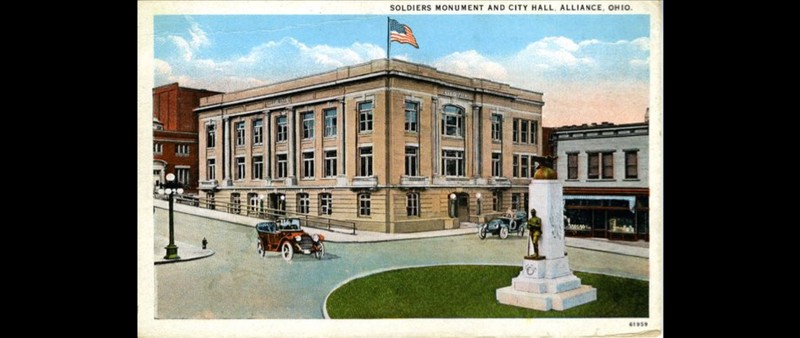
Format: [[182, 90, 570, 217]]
[[526, 208, 543, 259]]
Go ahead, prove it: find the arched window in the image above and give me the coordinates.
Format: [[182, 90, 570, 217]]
[[319, 193, 332, 215], [441, 105, 464, 137]]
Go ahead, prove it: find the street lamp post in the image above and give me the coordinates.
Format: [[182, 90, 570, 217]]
[[476, 193, 482, 215], [279, 194, 286, 216], [449, 193, 457, 218], [158, 173, 183, 260]]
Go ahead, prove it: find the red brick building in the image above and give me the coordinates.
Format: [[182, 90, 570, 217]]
[[153, 83, 220, 194]]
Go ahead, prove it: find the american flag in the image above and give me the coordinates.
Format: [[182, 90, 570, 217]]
[[389, 19, 419, 48]]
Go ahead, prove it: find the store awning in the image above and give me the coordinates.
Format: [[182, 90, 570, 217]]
[[563, 195, 636, 211]]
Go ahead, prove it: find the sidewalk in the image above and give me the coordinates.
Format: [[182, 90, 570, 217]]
[[154, 236, 215, 265], [154, 200, 648, 258]]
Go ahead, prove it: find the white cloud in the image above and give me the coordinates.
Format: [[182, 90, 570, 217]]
[[631, 37, 650, 51], [432, 50, 508, 81], [630, 58, 649, 67], [515, 36, 595, 69]]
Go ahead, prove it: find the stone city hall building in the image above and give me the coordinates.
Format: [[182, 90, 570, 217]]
[[195, 59, 543, 233]]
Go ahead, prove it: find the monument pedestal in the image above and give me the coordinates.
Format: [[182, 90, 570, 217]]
[[496, 258, 596, 311], [496, 168, 597, 311]]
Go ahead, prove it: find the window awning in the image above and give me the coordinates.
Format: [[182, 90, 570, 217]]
[[563, 195, 636, 211]]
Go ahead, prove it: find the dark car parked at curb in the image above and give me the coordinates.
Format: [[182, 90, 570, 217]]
[[478, 211, 527, 239], [256, 218, 325, 261]]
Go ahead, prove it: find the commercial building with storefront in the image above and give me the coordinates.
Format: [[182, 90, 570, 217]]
[[195, 59, 544, 233], [153, 83, 221, 194], [552, 122, 649, 241]]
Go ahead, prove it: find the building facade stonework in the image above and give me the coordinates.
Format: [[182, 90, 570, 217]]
[[195, 59, 544, 233], [153, 83, 221, 194], [552, 122, 649, 240]]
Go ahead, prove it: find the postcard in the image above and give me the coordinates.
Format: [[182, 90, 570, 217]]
[[138, 1, 662, 337]]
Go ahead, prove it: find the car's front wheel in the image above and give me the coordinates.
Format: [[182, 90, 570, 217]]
[[499, 227, 509, 239], [281, 242, 294, 262], [314, 242, 325, 260], [478, 226, 487, 240]]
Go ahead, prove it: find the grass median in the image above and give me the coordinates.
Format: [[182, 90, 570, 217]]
[[326, 265, 648, 318]]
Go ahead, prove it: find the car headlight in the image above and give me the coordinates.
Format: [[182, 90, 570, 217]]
[[295, 236, 302, 242], [312, 234, 319, 242]]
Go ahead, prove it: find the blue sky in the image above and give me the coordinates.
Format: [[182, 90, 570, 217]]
[[154, 15, 651, 126]]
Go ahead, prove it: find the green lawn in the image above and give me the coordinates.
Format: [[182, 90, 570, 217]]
[[326, 265, 648, 318]]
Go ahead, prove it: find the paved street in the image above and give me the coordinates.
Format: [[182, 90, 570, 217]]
[[154, 209, 648, 319]]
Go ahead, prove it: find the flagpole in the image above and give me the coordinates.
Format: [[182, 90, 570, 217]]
[[386, 17, 391, 60]]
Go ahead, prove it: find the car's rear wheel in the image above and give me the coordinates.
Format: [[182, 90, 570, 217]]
[[281, 242, 294, 262], [478, 226, 487, 240], [257, 241, 264, 257], [499, 227, 509, 239], [314, 242, 325, 260]]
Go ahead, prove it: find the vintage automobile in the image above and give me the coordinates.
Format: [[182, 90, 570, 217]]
[[477, 211, 528, 240], [255, 218, 325, 261]]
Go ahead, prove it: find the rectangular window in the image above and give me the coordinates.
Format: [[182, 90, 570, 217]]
[[602, 152, 614, 179], [520, 156, 529, 178], [405, 101, 418, 132], [324, 150, 337, 178], [492, 191, 501, 211], [441, 150, 465, 176], [153, 143, 162, 154], [276, 154, 287, 178], [492, 153, 502, 177], [513, 118, 519, 142], [206, 124, 216, 148], [588, 153, 600, 179], [511, 193, 520, 210], [523, 193, 529, 213], [520, 120, 528, 143], [206, 192, 215, 210], [567, 153, 578, 179], [405, 146, 418, 176], [276, 116, 287, 142], [513, 155, 519, 178], [359, 147, 373, 177], [302, 112, 314, 139], [207, 159, 216, 180], [236, 122, 245, 146], [297, 193, 310, 214], [358, 193, 371, 217], [442, 105, 463, 137], [324, 108, 337, 137], [319, 193, 332, 215], [230, 193, 241, 214], [530, 120, 538, 144], [625, 151, 639, 179], [252, 155, 263, 180], [176, 144, 189, 156], [406, 193, 419, 216], [236, 157, 246, 180], [176, 168, 189, 185], [253, 119, 263, 145], [491, 114, 502, 141], [303, 151, 315, 178], [358, 101, 373, 132]]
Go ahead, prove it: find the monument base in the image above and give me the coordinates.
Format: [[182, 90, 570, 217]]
[[496, 258, 597, 311], [496, 285, 597, 311]]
